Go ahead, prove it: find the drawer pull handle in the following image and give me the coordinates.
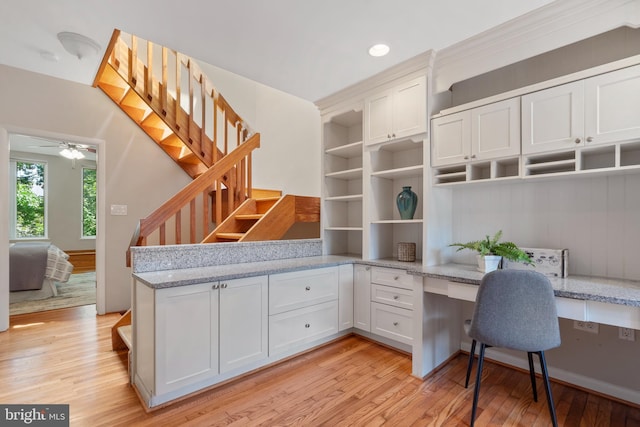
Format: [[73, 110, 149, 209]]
[[393, 295, 399, 300], [393, 322, 399, 326], [305, 286, 311, 291], [305, 323, 310, 328]]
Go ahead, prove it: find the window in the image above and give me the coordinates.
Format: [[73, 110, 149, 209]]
[[11, 160, 47, 238], [82, 167, 97, 237]]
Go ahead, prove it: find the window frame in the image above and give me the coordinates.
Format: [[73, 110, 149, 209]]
[[81, 166, 97, 239], [10, 157, 48, 240]]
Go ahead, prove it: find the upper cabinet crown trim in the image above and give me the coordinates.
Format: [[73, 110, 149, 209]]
[[433, 0, 640, 94]]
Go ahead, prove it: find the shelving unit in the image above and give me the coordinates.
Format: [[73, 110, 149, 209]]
[[322, 108, 364, 256], [366, 139, 425, 261]]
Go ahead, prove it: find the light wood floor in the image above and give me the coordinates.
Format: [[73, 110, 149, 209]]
[[1, 306, 639, 426]]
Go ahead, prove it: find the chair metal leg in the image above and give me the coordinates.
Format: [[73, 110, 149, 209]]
[[470, 343, 486, 427], [465, 339, 477, 388], [527, 352, 538, 402], [537, 351, 558, 427]]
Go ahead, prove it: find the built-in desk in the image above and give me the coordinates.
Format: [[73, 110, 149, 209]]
[[410, 263, 640, 405], [415, 263, 640, 329]]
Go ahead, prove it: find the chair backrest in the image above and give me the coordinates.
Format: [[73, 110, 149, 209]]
[[468, 269, 561, 352]]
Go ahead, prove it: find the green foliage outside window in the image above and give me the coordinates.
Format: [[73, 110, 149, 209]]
[[15, 161, 45, 238], [82, 168, 97, 237]]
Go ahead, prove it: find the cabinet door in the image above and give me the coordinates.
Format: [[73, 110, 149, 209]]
[[338, 264, 354, 331], [521, 80, 584, 154], [219, 276, 268, 374], [585, 64, 640, 146], [364, 90, 393, 145], [431, 110, 471, 167], [155, 282, 219, 395], [471, 98, 520, 161], [392, 75, 427, 141], [353, 264, 371, 332]]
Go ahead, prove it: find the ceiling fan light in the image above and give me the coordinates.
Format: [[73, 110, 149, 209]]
[[60, 147, 85, 159]]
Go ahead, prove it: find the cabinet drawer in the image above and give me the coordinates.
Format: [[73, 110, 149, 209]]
[[371, 284, 413, 310], [371, 267, 413, 290], [371, 302, 413, 345], [269, 267, 339, 315], [269, 301, 339, 356]]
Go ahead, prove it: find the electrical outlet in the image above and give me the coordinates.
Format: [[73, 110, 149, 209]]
[[573, 320, 599, 334], [619, 328, 635, 341]]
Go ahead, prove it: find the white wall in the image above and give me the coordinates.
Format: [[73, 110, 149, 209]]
[[197, 62, 321, 196], [9, 150, 97, 251], [0, 60, 321, 320], [450, 174, 640, 281]]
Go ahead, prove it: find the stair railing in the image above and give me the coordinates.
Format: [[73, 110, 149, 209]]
[[126, 133, 260, 265], [99, 29, 254, 170]]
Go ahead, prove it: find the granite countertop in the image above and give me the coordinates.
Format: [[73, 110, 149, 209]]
[[132, 251, 640, 308], [413, 263, 640, 308]]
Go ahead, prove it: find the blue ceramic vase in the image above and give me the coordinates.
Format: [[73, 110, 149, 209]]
[[396, 186, 417, 220]]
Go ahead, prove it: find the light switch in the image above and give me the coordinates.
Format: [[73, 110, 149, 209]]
[[110, 204, 128, 216]]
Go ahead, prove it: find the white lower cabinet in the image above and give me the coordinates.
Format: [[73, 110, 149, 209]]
[[268, 266, 341, 357], [353, 264, 371, 332], [155, 282, 219, 396], [146, 276, 268, 398], [371, 302, 413, 345], [365, 267, 415, 347]]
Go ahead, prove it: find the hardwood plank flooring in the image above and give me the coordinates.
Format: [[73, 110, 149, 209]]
[[1, 306, 639, 426]]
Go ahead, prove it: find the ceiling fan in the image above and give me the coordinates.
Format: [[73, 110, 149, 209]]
[[26, 136, 96, 159]]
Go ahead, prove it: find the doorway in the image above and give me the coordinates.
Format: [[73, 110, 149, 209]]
[[1, 128, 106, 327]]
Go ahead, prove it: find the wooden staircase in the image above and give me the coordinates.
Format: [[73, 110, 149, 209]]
[[94, 30, 320, 353], [205, 194, 320, 242]]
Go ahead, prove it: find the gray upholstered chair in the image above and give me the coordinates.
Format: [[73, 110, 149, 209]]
[[467, 269, 561, 427]]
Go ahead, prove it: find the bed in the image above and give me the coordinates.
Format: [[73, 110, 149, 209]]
[[9, 242, 74, 303]]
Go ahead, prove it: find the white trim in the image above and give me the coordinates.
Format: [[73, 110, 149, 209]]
[[461, 341, 640, 405], [433, 0, 640, 93]]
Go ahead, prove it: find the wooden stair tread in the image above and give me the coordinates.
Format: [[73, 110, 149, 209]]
[[236, 214, 263, 220], [117, 325, 132, 350], [216, 232, 245, 240]]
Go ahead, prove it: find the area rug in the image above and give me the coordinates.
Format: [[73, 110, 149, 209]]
[[9, 272, 96, 316]]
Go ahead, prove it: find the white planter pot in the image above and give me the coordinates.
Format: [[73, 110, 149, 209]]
[[477, 255, 502, 273]]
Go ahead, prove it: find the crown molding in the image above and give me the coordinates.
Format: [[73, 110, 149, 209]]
[[432, 0, 640, 93], [315, 50, 434, 114]]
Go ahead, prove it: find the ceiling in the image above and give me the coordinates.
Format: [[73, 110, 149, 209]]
[[0, 0, 555, 102]]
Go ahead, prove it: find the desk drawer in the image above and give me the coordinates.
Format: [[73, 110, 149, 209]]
[[371, 302, 413, 345], [269, 300, 338, 356], [371, 267, 413, 290], [269, 267, 339, 315], [371, 284, 413, 310]]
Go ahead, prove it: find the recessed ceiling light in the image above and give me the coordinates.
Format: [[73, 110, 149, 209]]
[[368, 44, 390, 57]]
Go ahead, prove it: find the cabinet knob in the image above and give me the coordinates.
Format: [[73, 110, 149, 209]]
[[393, 322, 399, 326], [305, 323, 310, 328], [387, 134, 391, 139], [471, 154, 476, 159], [575, 138, 581, 144], [221, 283, 228, 289], [305, 286, 311, 291], [212, 284, 219, 290], [394, 276, 399, 281], [586, 136, 593, 142], [365, 266, 370, 271], [392, 133, 396, 138], [463, 155, 469, 160], [393, 295, 399, 300]]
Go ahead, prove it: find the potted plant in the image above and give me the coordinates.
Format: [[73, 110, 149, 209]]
[[450, 230, 533, 273]]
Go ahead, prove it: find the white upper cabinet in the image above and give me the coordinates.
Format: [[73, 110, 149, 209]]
[[471, 98, 521, 161], [523, 64, 640, 154], [431, 98, 520, 167], [431, 110, 471, 166], [585, 64, 640, 145], [365, 76, 427, 146], [521, 80, 585, 154]]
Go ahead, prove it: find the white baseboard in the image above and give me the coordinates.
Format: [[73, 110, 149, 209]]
[[461, 341, 640, 405]]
